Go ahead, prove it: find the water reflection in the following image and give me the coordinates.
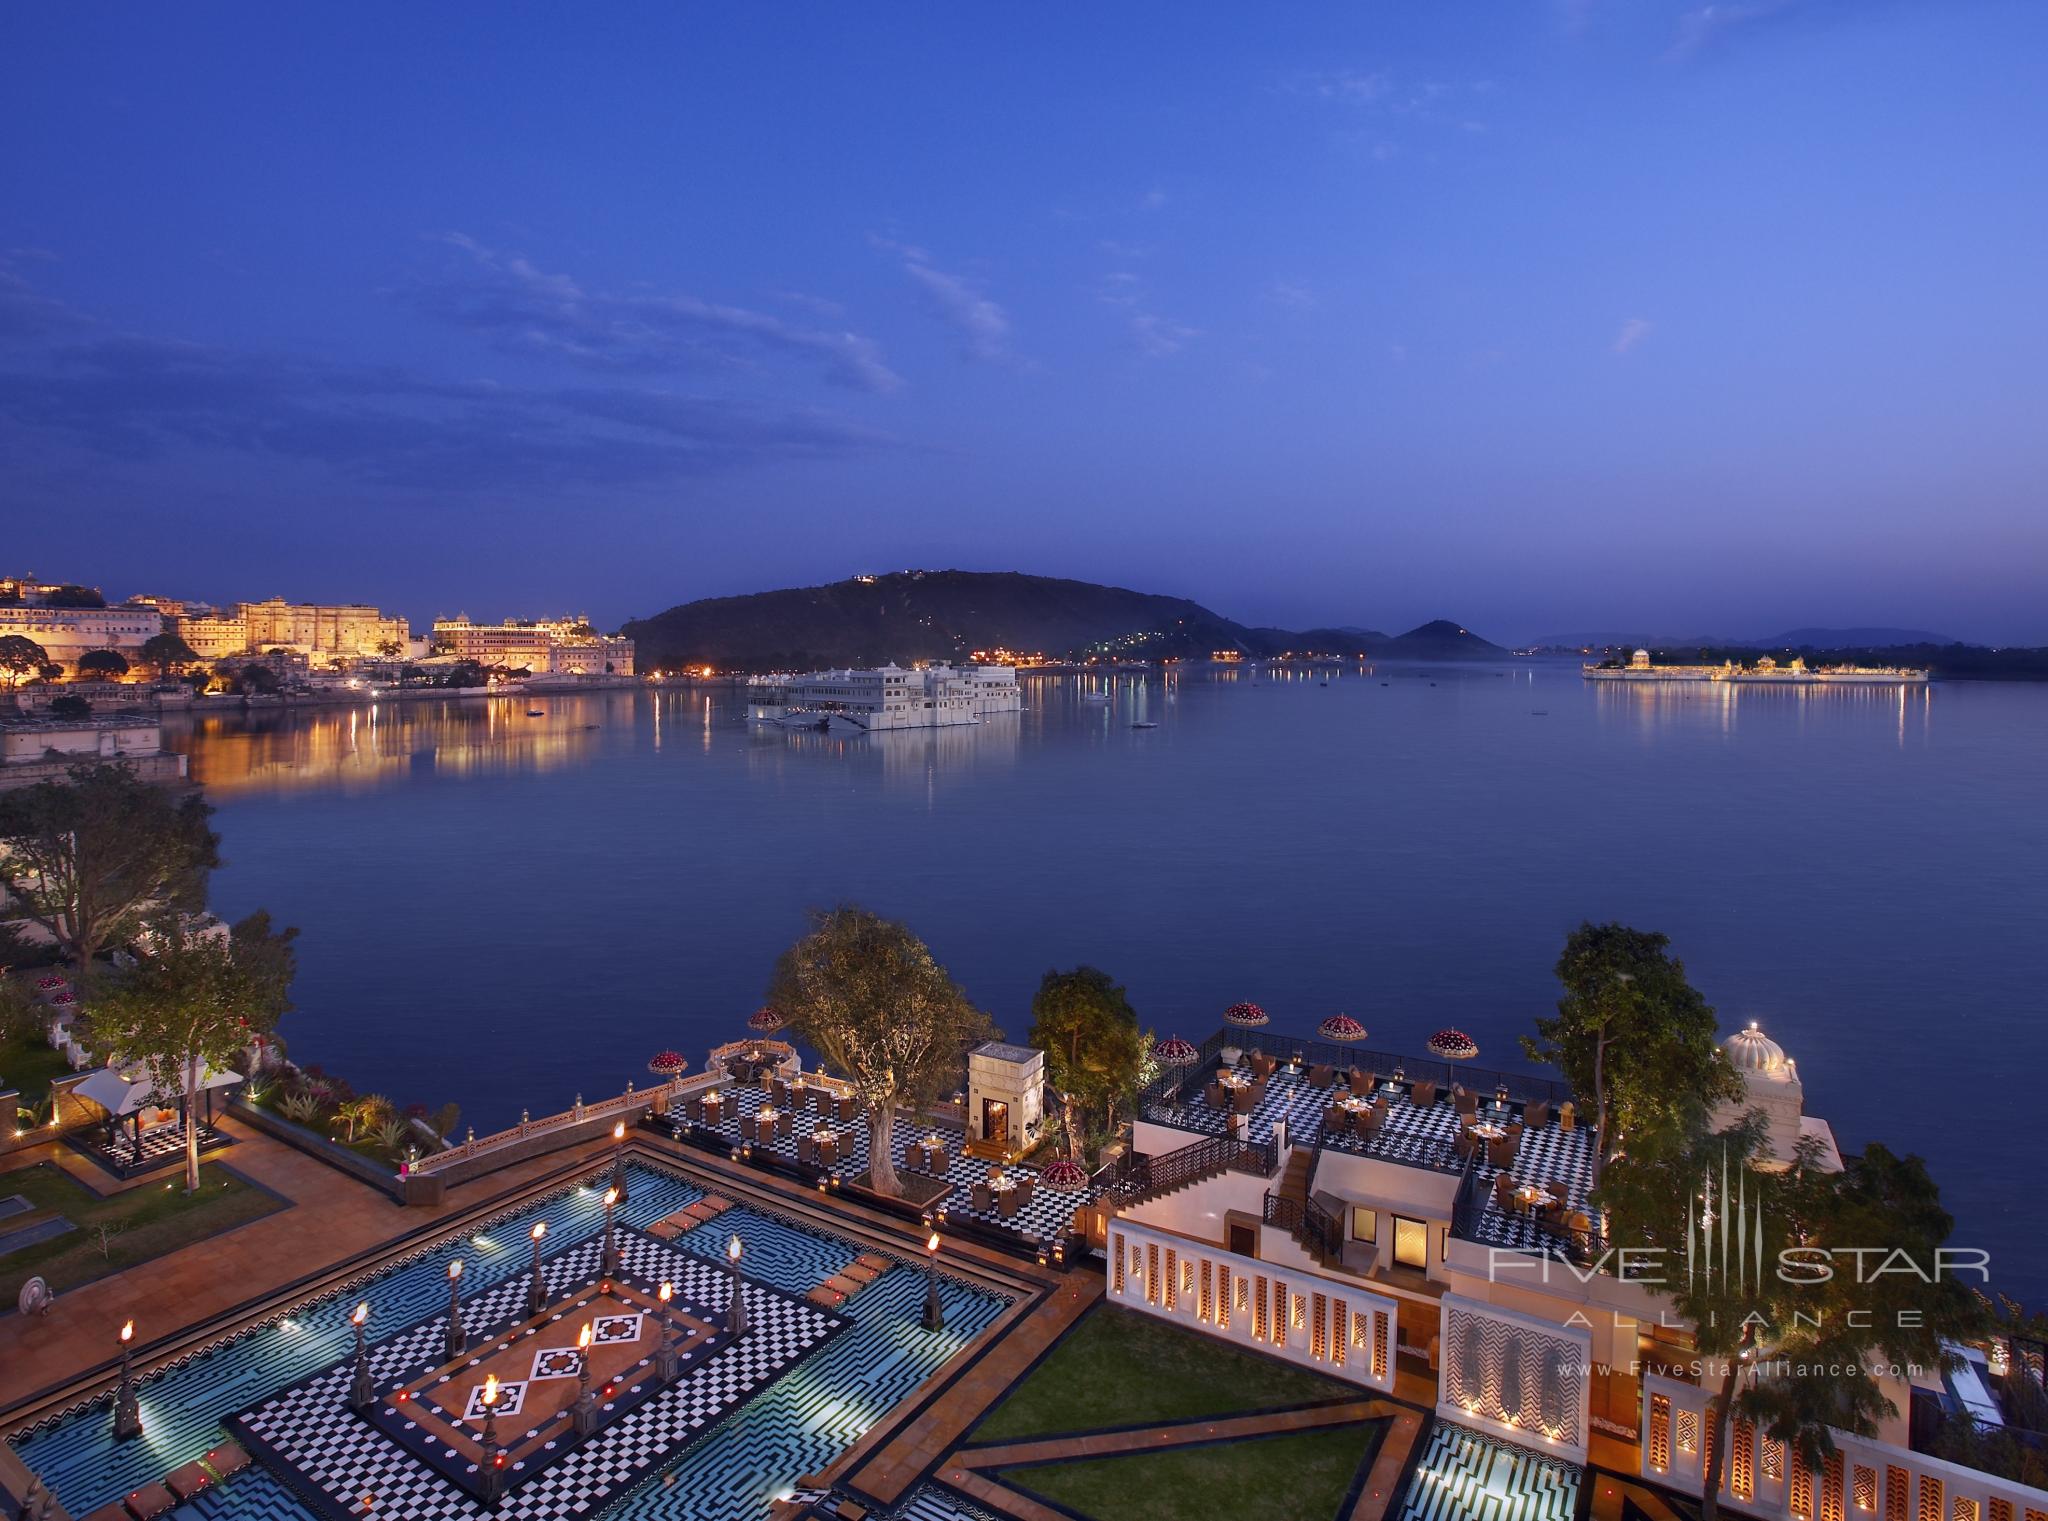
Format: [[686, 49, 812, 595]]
[[1588, 677, 1935, 742]]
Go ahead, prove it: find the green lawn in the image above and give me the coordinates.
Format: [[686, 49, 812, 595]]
[[974, 1304, 1353, 1442], [1, 1030, 73, 1112], [0, 1159, 284, 1302], [1014, 1425, 1378, 1521]]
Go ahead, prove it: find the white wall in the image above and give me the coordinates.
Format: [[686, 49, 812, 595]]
[[1107, 1216, 1400, 1391], [1642, 1371, 2048, 1520]]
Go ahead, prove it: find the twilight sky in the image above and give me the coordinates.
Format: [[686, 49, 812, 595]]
[[5, 2, 2045, 643]]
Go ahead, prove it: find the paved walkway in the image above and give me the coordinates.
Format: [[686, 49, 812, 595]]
[[0, 1112, 622, 1432]]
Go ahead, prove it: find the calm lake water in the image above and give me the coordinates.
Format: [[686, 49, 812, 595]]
[[164, 662, 2048, 1300]]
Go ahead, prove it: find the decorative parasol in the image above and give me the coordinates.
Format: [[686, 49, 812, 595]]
[[1151, 1035, 1201, 1103], [1426, 1028, 1480, 1061], [746, 1006, 788, 1035], [648, 1050, 689, 1077], [1038, 1157, 1089, 1191], [1222, 1001, 1269, 1029], [1317, 1014, 1367, 1044]]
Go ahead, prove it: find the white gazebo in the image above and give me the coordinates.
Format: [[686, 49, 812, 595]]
[[73, 1062, 243, 1159]]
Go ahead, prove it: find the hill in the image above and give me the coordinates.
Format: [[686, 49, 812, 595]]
[[1375, 620, 1506, 659], [1754, 626, 1955, 650], [621, 571, 1478, 671], [623, 571, 1261, 670]]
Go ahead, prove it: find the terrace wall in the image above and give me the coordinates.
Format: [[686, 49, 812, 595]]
[[1105, 1214, 1400, 1393], [1642, 1370, 2048, 1521]]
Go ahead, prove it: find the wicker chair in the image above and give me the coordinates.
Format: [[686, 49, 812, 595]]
[[1410, 1080, 1438, 1109], [1523, 1099, 1550, 1130]]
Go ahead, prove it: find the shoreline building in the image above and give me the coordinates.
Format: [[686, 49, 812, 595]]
[[431, 614, 635, 676], [1586, 648, 1929, 685], [0, 578, 164, 676], [1099, 1019, 2040, 1517], [172, 598, 413, 664], [746, 663, 1021, 730]]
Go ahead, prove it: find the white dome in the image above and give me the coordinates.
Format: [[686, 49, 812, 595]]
[[1725, 1021, 1787, 1074]]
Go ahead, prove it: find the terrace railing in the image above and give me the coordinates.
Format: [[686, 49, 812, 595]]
[[1448, 1152, 1613, 1269], [1261, 1190, 1346, 1265], [404, 1077, 690, 1179], [1139, 1025, 1574, 1112], [1108, 1130, 1279, 1206]]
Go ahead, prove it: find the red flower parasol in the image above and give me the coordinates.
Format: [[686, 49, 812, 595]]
[[1222, 1002, 1269, 1028], [1317, 1014, 1368, 1043], [1426, 1029, 1480, 1061], [1151, 1035, 1200, 1067], [1039, 1157, 1089, 1191], [746, 1006, 788, 1035], [648, 1050, 689, 1077]]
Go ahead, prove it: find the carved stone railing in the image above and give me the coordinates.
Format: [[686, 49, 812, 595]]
[[402, 1076, 688, 1179]]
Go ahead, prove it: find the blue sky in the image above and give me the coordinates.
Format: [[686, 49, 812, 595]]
[[4, 1, 2045, 642]]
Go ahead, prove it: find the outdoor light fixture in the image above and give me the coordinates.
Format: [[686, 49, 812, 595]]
[[656, 1279, 681, 1381], [601, 1184, 621, 1276], [570, 1322, 599, 1434], [610, 1119, 629, 1200], [528, 1221, 549, 1316], [348, 1302, 375, 1411], [725, 1234, 748, 1338], [479, 1374, 506, 1502], [445, 1258, 467, 1359], [112, 1319, 142, 1440], [921, 1232, 945, 1333]]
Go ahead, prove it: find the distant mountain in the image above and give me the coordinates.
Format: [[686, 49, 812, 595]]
[[1754, 626, 1956, 650], [1530, 625, 1956, 652], [1376, 619, 1506, 659], [621, 571, 1481, 671], [624, 570, 1260, 670]]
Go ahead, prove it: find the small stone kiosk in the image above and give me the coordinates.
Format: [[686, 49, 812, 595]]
[[966, 1040, 1044, 1160]]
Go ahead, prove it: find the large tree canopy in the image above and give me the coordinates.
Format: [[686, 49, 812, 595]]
[[140, 631, 201, 679], [766, 906, 995, 1197], [1523, 922, 1742, 1181], [0, 762, 219, 978], [76, 648, 131, 679], [1028, 965, 1147, 1163], [0, 634, 48, 686], [84, 912, 297, 1191]]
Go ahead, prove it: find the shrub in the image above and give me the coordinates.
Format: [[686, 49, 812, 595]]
[[280, 1091, 324, 1125]]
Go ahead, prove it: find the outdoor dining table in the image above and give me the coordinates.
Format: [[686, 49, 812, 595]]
[[915, 1135, 949, 1172], [700, 1090, 727, 1122], [814, 1129, 840, 1166], [1514, 1185, 1556, 1209], [1469, 1121, 1507, 1141], [748, 1106, 787, 1144]]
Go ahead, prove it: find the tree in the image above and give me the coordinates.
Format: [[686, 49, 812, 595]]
[[42, 585, 106, 608], [140, 632, 199, 680], [234, 663, 281, 695], [1028, 966, 1147, 1163], [83, 915, 296, 1191], [1603, 1125, 1985, 1521], [48, 694, 91, 719], [0, 763, 219, 980], [1523, 923, 1742, 1182], [445, 660, 488, 688], [375, 638, 402, 659], [0, 634, 48, 687], [766, 906, 996, 1196], [76, 649, 131, 680]]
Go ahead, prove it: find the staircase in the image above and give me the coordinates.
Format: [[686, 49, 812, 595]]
[[1112, 1132, 1279, 1208], [1263, 1150, 1354, 1274]]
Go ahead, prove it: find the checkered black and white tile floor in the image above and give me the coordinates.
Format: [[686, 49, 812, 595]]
[[232, 1232, 844, 1520], [10, 1161, 1010, 1521], [1152, 1059, 1597, 1257], [671, 1082, 1098, 1247]]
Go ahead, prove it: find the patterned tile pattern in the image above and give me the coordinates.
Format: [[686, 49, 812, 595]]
[[230, 1233, 845, 1520], [70, 1120, 233, 1177], [1396, 1423, 1581, 1521], [672, 1083, 1096, 1246], [1156, 1059, 1597, 1254], [13, 1159, 1010, 1521]]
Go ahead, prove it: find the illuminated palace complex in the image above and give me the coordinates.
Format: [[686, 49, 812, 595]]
[[3, 1018, 2041, 1521], [746, 663, 1021, 730]]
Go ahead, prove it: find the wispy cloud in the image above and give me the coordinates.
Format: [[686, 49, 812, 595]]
[[1138, 187, 1171, 212], [1267, 281, 1317, 311], [1666, 0, 1800, 60], [0, 270, 889, 489], [1612, 317, 1654, 355], [410, 235, 901, 394], [872, 236, 1014, 364], [1095, 270, 1200, 359], [1290, 68, 1496, 144]]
